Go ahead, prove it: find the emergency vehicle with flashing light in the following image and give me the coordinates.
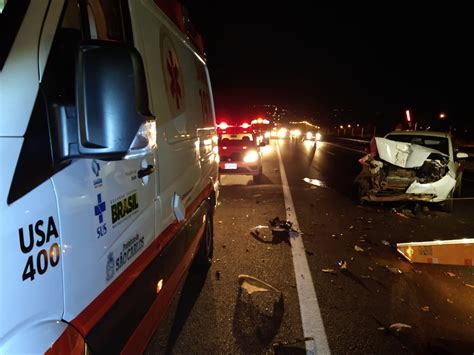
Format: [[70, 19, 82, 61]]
[[0, 0, 218, 353], [217, 124, 264, 183]]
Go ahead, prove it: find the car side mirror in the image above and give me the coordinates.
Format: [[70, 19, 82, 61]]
[[456, 152, 469, 159], [52, 40, 155, 161]]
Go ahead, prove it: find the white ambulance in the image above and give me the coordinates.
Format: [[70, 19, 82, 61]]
[[0, 0, 218, 353]]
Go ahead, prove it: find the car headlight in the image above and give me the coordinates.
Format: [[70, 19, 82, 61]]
[[306, 132, 313, 140], [315, 132, 322, 141], [243, 150, 259, 163]]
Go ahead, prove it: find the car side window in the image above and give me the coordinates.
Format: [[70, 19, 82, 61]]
[[86, 0, 132, 43]]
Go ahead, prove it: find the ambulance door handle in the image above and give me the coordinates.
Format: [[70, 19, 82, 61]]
[[137, 165, 155, 178]]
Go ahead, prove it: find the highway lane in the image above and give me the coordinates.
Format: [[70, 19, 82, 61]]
[[146, 138, 474, 354]]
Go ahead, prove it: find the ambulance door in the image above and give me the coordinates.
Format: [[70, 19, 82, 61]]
[[50, 0, 156, 328]]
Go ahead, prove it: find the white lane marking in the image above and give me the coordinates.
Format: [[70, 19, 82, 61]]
[[324, 141, 366, 154], [276, 142, 330, 355], [325, 150, 336, 156]]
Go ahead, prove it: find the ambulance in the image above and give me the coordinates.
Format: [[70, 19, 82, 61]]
[[0, 0, 218, 353]]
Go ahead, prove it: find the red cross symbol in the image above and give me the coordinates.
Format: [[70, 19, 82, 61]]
[[166, 50, 182, 109]]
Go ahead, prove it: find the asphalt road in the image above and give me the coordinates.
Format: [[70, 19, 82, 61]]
[[146, 138, 474, 354]]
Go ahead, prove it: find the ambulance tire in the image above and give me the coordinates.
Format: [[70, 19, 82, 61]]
[[193, 210, 214, 271]]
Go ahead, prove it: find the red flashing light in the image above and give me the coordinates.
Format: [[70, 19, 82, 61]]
[[405, 110, 411, 123], [241, 122, 251, 129], [218, 122, 229, 130]]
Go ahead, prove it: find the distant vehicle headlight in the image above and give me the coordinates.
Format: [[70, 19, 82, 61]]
[[306, 132, 313, 140], [278, 128, 287, 138], [315, 132, 322, 141], [243, 150, 259, 163], [264, 131, 271, 138], [291, 129, 301, 137]]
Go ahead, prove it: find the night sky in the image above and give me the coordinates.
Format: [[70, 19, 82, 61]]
[[186, 2, 473, 130]]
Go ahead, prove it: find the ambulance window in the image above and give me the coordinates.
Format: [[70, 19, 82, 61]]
[[0, 0, 29, 70], [86, 0, 132, 43]]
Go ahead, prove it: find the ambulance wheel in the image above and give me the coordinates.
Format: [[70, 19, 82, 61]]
[[193, 211, 214, 270]]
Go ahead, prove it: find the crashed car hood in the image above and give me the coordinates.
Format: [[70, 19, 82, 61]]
[[375, 137, 449, 168]]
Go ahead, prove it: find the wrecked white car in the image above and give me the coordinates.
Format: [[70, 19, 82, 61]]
[[355, 131, 468, 211]]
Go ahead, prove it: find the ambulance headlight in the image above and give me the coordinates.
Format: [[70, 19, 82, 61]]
[[306, 132, 313, 140], [243, 150, 259, 163], [315, 132, 322, 141], [125, 120, 157, 159]]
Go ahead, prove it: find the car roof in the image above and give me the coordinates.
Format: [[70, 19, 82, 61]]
[[384, 130, 450, 138]]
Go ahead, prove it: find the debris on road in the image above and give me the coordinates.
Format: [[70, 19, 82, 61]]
[[322, 268, 337, 274], [421, 306, 430, 312], [238, 275, 279, 295], [397, 238, 474, 266], [349, 225, 355, 230], [269, 217, 293, 233], [272, 337, 314, 351], [354, 245, 365, 253], [447, 298, 454, 304], [465, 283, 474, 289], [445, 272, 456, 277], [337, 260, 348, 269], [302, 177, 327, 188], [381, 240, 390, 246], [252, 194, 262, 198], [215, 271, 221, 280], [386, 266, 403, 274], [388, 323, 412, 332]]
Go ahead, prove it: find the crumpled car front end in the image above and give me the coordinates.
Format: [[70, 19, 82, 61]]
[[355, 137, 456, 203]]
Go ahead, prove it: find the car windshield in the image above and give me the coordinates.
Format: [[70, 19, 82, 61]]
[[219, 133, 255, 146], [385, 134, 449, 155]]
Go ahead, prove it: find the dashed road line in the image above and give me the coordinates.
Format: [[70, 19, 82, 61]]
[[324, 141, 366, 154], [276, 142, 330, 355]]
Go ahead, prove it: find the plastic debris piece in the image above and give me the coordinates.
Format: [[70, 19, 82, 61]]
[[421, 306, 430, 312], [252, 194, 262, 198], [465, 283, 474, 289], [303, 177, 327, 188], [361, 275, 371, 279], [331, 234, 337, 238], [447, 298, 454, 304], [381, 240, 390, 246], [215, 271, 221, 280], [445, 272, 456, 277], [389, 323, 412, 332], [386, 266, 403, 274], [272, 337, 314, 349], [349, 225, 354, 230], [368, 267, 374, 271], [337, 260, 348, 269], [354, 245, 364, 253], [238, 274, 281, 295], [322, 268, 337, 274]]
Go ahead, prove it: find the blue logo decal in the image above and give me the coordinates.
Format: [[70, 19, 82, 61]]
[[92, 159, 100, 177], [94, 193, 106, 224], [106, 252, 115, 281]]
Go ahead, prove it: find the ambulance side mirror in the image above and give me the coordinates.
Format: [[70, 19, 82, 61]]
[[74, 40, 153, 159], [52, 40, 153, 162]]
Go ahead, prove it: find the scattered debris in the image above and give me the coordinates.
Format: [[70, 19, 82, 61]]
[[368, 266, 374, 271], [354, 245, 365, 253], [447, 298, 454, 304], [306, 250, 314, 256], [421, 306, 430, 312], [337, 260, 348, 269], [252, 194, 262, 198], [389, 323, 412, 332], [322, 268, 337, 274], [465, 283, 474, 289], [349, 225, 354, 230], [215, 271, 221, 280], [386, 266, 403, 274], [331, 234, 337, 238], [269, 217, 294, 233], [445, 272, 456, 277], [361, 275, 371, 279], [303, 177, 327, 188], [381, 240, 390, 246], [218, 221, 223, 224], [274, 168, 279, 172]]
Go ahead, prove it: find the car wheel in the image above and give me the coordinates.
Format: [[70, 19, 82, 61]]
[[193, 210, 214, 271]]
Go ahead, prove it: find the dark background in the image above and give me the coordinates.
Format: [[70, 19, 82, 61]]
[[186, 1, 473, 133]]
